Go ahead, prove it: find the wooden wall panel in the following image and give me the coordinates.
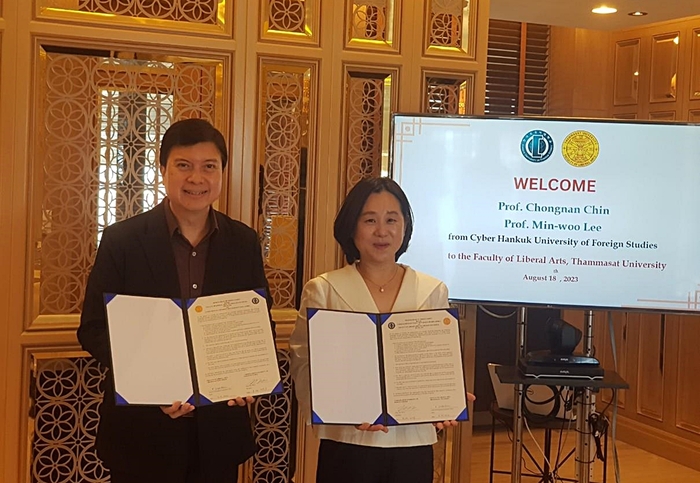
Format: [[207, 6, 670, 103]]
[[613, 112, 638, 119], [690, 28, 700, 99], [649, 32, 680, 104], [636, 314, 665, 422], [648, 110, 677, 120], [596, 311, 628, 408], [676, 317, 700, 435], [613, 39, 641, 106], [604, 15, 700, 472], [548, 27, 612, 118]]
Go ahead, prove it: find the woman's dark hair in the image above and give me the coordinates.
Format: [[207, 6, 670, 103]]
[[334, 177, 414, 264], [159, 119, 228, 170]]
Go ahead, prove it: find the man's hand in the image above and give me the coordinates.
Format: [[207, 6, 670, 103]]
[[161, 401, 195, 419], [227, 396, 255, 407]]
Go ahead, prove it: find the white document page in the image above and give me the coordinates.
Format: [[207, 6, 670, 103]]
[[187, 291, 280, 402], [381, 310, 467, 424], [105, 294, 193, 405], [308, 310, 383, 424]]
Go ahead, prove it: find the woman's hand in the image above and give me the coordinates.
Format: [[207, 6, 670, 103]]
[[433, 393, 476, 430], [433, 420, 459, 430], [355, 422, 389, 433]]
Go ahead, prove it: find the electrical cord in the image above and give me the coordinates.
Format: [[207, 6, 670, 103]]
[[522, 384, 562, 423], [552, 411, 576, 482], [523, 388, 575, 482], [478, 305, 517, 319], [585, 387, 617, 465], [523, 417, 568, 483], [494, 413, 544, 477], [523, 417, 554, 477], [588, 412, 608, 462]]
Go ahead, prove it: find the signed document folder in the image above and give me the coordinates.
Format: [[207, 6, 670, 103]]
[[307, 308, 469, 426], [104, 290, 282, 406]]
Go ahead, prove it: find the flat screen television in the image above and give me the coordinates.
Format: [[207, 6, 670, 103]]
[[390, 114, 700, 314]]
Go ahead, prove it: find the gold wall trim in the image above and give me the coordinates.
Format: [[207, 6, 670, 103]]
[[36, 0, 232, 38], [246, 348, 294, 483], [271, 308, 297, 344], [26, 38, 228, 331], [25, 349, 295, 483], [256, 57, 318, 310], [423, 0, 478, 60], [421, 69, 475, 114], [260, 0, 320, 46], [2, 2, 491, 482], [339, 63, 399, 194], [344, 0, 402, 53]]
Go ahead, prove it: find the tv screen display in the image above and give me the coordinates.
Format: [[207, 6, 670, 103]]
[[391, 114, 700, 313]]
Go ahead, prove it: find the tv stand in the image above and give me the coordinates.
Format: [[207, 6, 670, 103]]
[[504, 308, 628, 483]]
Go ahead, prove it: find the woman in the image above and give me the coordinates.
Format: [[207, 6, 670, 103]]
[[289, 177, 475, 483]]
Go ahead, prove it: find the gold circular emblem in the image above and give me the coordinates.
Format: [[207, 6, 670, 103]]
[[443, 318, 451, 326], [561, 130, 599, 167], [195, 305, 203, 313]]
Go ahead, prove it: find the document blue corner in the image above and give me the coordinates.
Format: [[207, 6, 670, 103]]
[[254, 288, 267, 299], [307, 308, 319, 319], [173, 298, 186, 309], [447, 307, 459, 319], [186, 394, 197, 406], [198, 395, 213, 406], [385, 414, 400, 426], [115, 392, 129, 406], [369, 313, 380, 325], [379, 313, 391, 325], [103, 293, 117, 305], [311, 411, 324, 424], [271, 381, 284, 394], [456, 408, 469, 421], [185, 298, 196, 309], [372, 414, 385, 425]]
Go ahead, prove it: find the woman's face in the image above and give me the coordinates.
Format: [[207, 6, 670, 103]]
[[353, 190, 405, 266]]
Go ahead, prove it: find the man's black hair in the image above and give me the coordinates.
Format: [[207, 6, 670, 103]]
[[159, 118, 228, 169]]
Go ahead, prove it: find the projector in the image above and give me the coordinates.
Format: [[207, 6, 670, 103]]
[[519, 350, 604, 379]]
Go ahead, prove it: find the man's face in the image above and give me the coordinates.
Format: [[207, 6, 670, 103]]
[[160, 142, 223, 220]]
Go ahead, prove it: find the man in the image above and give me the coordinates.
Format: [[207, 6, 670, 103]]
[[78, 118, 272, 483]]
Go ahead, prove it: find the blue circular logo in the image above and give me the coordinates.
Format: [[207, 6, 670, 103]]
[[521, 130, 554, 163]]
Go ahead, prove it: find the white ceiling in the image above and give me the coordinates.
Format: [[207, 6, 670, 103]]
[[489, 0, 700, 31]]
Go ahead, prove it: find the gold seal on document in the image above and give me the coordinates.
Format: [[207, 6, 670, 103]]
[[443, 318, 451, 325], [195, 305, 203, 313], [562, 130, 599, 167]]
